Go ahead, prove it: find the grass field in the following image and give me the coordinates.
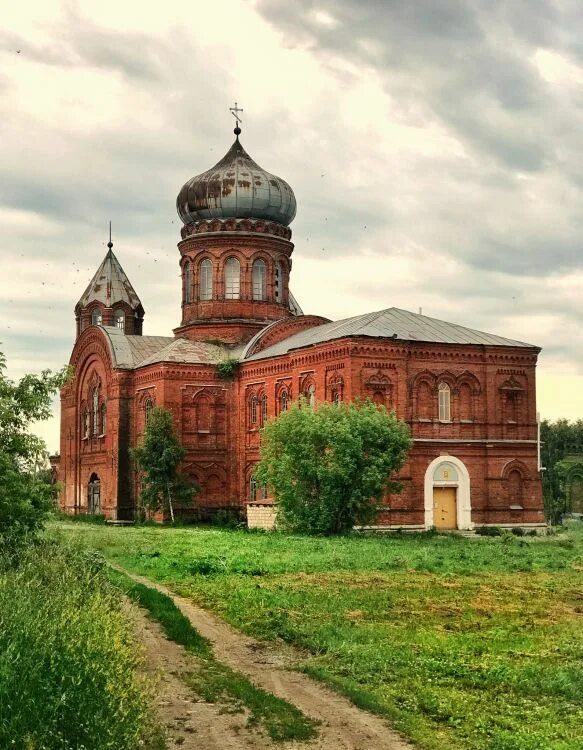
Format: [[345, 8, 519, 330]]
[[0, 539, 162, 750], [58, 522, 583, 750]]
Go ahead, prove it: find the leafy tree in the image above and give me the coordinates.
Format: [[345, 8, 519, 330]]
[[540, 418, 583, 523], [254, 399, 412, 535], [131, 407, 196, 521], [0, 351, 68, 550]]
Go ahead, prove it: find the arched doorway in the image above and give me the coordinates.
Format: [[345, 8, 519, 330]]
[[424, 456, 472, 530], [87, 473, 101, 514]]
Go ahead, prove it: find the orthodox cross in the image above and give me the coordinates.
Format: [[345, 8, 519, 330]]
[[229, 101, 244, 126], [107, 220, 113, 250]]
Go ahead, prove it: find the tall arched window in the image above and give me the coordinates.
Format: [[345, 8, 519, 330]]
[[144, 398, 154, 423], [92, 388, 100, 436], [200, 259, 212, 301], [197, 396, 211, 432], [184, 261, 192, 304], [249, 475, 257, 502], [252, 259, 267, 301], [279, 389, 288, 414], [100, 403, 107, 435], [459, 383, 473, 421], [114, 309, 125, 331], [507, 469, 523, 507], [438, 382, 451, 422], [259, 394, 268, 427], [275, 261, 283, 303], [307, 384, 316, 409], [224, 257, 240, 299], [91, 308, 102, 326], [249, 395, 258, 426], [83, 409, 90, 439]]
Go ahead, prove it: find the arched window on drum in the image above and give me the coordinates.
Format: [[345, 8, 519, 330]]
[[252, 259, 267, 301]]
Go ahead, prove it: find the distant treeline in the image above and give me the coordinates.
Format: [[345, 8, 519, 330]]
[[540, 419, 583, 523]]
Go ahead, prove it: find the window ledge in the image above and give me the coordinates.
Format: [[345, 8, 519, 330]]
[[197, 429, 211, 434], [417, 418, 432, 423], [510, 504, 524, 510], [460, 419, 474, 424]]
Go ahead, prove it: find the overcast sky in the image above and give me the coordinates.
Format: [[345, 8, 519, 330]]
[[2, 0, 583, 452]]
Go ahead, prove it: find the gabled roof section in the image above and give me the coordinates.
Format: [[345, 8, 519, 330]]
[[100, 328, 243, 370], [244, 307, 538, 362], [138, 338, 234, 367], [77, 249, 142, 311], [101, 327, 173, 369]]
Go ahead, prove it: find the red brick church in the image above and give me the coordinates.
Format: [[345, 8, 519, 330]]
[[58, 121, 545, 530]]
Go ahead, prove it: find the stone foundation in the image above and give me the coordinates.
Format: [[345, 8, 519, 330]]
[[247, 504, 277, 530]]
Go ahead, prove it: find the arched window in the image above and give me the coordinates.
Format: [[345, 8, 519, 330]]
[[224, 257, 240, 299], [260, 484, 268, 500], [200, 259, 213, 301], [114, 309, 125, 331], [184, 261, 192, 304], [83, 409, 90, 439], [92, 388, 99, 436], [275, 261, 283, 303], [249, 395, 258, 426], [259, 394, 268, 427], [279, 389, 288, 414], [307, 384, 316, 409], [438, 383, 451, 422], [507, 469, 523, 507], [252, 259, 267, 301], [459, 383, 473, 421], [197, 396, 211, 433], [249, 475, 257, 502], [332, 389, 341, 405], [144, 398, 153, 424], [88, 473, 101, 514], [372, 391, 385, 407], [100, 403, 106, 435], [91, 308, 102, 326]]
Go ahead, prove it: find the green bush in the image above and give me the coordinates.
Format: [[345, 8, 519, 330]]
[[0, 541, 159, 749], [255, 398, 412, 535], [475, 525, 502, 537]]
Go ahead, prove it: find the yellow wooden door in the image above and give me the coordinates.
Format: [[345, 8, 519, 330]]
[[433, 487, 457, 529]]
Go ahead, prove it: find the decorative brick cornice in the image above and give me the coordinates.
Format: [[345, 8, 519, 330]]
[[180, 217, 292, 241]]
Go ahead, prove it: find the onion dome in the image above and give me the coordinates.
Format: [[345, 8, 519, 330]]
[[176, 131, 297, 226]]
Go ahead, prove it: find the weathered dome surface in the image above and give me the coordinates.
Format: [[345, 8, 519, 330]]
[[177, 137, 296, 226]]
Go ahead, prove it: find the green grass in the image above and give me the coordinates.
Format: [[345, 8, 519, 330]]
[[108, 567, 318, 742], [57, 522, 583, 750], [0, 539, 163, 750]]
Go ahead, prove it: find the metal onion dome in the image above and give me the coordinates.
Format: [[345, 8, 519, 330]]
[[176, 134, 297, 226]]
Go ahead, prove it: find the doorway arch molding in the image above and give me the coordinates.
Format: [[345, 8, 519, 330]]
[[424, 455, 472, 530]]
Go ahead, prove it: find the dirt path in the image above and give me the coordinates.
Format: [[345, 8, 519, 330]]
[[120, 566, 414, 750]]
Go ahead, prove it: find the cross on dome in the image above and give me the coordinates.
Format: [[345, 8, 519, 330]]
[[229, 101, 243, 136]]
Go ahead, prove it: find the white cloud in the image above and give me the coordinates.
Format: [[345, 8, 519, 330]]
[[2, 0, 583, 454]]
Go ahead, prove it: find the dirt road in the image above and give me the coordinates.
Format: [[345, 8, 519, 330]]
[[123, 567, 414, 750]]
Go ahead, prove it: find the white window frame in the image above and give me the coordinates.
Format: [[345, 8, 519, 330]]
[[252, 259, 267, 301], [224, 257, 240, 299], [200, 259, 212, 301], [438, 382, 451, 422]]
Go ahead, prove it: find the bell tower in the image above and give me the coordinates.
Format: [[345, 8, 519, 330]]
[[173, 116, 301, 345], [75, 233, 144, 339]]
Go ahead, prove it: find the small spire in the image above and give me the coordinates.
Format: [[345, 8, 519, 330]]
[[229, 101, 243, 138], [107, 221, 113, 250]]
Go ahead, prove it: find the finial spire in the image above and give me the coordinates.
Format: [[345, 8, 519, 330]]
[[107, 221, 113, 250], [229, 101, 243, 137]]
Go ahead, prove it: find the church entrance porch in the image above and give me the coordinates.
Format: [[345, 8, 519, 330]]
[[433, 487, 457, 529], [87, 473, 101, 514], [424, 456, 472, 530]]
